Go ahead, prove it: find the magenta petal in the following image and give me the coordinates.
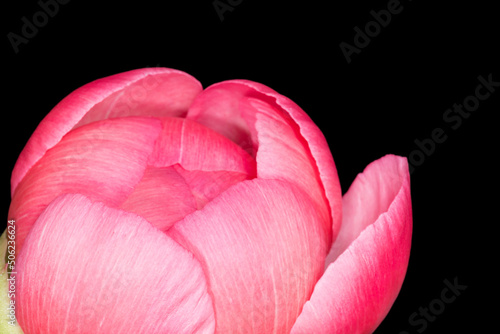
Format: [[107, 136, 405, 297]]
[[11, 68, 201, 196], [16, 194, 215, 334], [9, 117, 161, 253], [168, 179, 329, 334], [291, 155, 412, 334]]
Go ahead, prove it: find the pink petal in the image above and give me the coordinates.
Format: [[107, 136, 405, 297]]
[[119, 165, 198, 232], [9, 117, 162, 253], [249, 97, 331, 243], [186, 82, 259, 156], [11, 68, 201, 196], [119, 164, 251, 232], [149, 117, 256, 175], [168, 179, 329, 333], [16, 194, 215, 334], [172, 164, 249, 209], [74, 71, 202, 128], [187, 80, 342, 246], [290, 155, 412, 334]]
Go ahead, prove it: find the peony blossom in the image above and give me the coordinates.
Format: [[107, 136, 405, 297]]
[[2, 68, 412, 333]]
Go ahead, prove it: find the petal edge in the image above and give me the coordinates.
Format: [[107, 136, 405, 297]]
[[16, 194, 215, 334], [291, 155, 412, 334]]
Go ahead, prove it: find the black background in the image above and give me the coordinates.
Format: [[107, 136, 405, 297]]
[[2, 0, 498, 332]]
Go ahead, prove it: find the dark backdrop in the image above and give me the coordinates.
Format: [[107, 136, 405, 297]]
[[2, 0, 498, 332]]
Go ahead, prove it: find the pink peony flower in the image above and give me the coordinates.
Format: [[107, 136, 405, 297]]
[[6, 68, 412, 333]]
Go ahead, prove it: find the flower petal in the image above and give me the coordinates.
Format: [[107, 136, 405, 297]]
[[15, 194, 215, 334], [74, 70, 202, 128], [187, 81, 342, 246], [119, 164, 251, 232], [168, 179, 329, 334], [249, 97, 331, 242], [149, 117, 256, 175], [11, 68, 201, 196], [186, 82, 256, 155], [172, 165, 250, 210], [9, 117, 162, 253], [119, 165, 198, 232], [291, 155, 412, 334]]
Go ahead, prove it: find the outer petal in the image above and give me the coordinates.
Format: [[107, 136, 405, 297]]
[[9, 117, 162, 253], [291, 155, 412, 334], [168, 179, 329, 334], [11, 68, 201, 196], [187, 81, 342, 246], [15, 194, 215, 334]]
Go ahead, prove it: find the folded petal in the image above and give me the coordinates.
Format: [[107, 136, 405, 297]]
[[15, 194, 215, 334], [186, 82, 257, 155], [248, 97, 331, 242], [11, 68, 201, 196], [9, 117, 162, 252], [168, 179, 329, 334], [291, 155, 412, 334], [187, 81, 342, 246]]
